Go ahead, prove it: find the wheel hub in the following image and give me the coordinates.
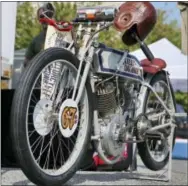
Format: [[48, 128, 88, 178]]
[[136, 114, 152, 140], [33, 99, 53, 136]]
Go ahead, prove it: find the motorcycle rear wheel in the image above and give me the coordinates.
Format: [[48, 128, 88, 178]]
[[137, 72, 176, 171], [10, 48, 93, 186]]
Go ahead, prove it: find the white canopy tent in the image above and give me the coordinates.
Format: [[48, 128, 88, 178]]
[[131, 38, 188, 92]]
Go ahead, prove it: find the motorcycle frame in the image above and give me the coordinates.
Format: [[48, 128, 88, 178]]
[[46, 20, 186, 181], [72, 22, 180, 117], [57, 22, 186, 165]]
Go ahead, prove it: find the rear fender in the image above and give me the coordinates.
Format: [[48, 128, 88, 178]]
[[135, 70, 169, 118]]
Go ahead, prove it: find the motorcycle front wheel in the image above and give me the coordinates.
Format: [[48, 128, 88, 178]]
[[10, 48, 93, 186]]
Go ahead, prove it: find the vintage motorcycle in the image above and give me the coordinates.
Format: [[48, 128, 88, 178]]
[[11, 2, 179, 186]]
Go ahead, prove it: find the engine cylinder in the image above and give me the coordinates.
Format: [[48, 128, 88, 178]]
[[96, 82, 117, 116]]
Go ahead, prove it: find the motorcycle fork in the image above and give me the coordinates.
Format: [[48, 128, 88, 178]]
[[71, 45, 94, 104], [72, 24, 101, 104]]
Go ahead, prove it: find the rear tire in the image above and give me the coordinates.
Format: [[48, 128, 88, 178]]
[[10, 48, 93, 186], [138, 72, 176, 171]]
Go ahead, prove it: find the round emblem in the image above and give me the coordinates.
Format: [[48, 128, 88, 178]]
[[58, 99, 79, 138]]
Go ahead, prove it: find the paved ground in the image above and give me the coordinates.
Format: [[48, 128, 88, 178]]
[[1, 158, 187, 186]]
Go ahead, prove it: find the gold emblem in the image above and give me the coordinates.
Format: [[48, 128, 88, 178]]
[[62, 107, 78, 130]]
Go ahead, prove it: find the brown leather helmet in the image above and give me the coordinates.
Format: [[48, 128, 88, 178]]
[[114, 2, 157, 46]]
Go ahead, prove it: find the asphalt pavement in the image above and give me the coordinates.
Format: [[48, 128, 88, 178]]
[[1, 158, 187, 186]]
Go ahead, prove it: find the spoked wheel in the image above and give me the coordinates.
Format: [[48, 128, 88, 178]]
[[138, 72, 176, 171], [11, 48, 92, 186]]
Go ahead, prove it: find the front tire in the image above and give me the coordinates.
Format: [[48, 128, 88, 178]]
[[10, 48, 93, 186]]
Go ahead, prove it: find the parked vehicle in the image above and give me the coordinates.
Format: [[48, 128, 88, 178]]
[[10, 2, 186, 186], [176, 104, 188, 138], [2, 2, 187, 186]]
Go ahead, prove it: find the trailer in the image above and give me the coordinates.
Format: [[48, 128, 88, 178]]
[[1, 2, 18, 166]]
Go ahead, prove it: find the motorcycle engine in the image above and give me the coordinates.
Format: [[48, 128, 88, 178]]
[[96, 79, 133, 157]]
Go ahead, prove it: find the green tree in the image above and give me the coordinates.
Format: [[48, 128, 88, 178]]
[[76, 2, 102, 8], [175, 92, 188, 112], [52, 2, 77, 22], [15, 3, 181, 53], [15, 2, 41, 50]]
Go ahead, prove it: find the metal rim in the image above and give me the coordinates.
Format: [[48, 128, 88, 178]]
[[25, 59, 89, 176]]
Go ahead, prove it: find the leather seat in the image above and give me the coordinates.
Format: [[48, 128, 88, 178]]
[[140, 58, 166, 74]]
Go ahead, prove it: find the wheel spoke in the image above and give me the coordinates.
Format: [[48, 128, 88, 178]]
[[31, 135, 43, 149], [28, 129, 36, 138], [60, 138, 71, 155], [51, 134, 57, 170], [43, 125, 57, 170], [53, 138, 61, 170], [32, 137, 44, 154], [57, 132, 65, 165], [36, 129, 59, 162], [37, 136, 45, 164]]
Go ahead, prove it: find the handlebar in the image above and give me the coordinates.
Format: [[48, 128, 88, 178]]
[[40, 17, 113, 31], [40, 10, 114, 32]]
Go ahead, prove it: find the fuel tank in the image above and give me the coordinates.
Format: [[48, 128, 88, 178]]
[[93, 44, 143, 81]]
